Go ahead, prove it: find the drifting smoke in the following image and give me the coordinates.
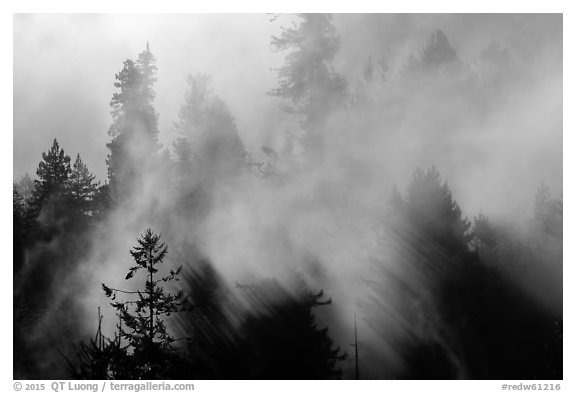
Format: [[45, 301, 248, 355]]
[[14, 14, 562, 379]]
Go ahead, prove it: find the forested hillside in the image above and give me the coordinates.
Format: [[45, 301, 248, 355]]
[[13, 14, 562, 380]]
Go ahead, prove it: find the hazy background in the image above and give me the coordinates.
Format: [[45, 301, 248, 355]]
[[13, 13, 563, 380], [14, 14, 562, 221], [14, 14, 288, 180]]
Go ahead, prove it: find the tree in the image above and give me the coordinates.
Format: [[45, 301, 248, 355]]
[[173, 73, 247, 183], [173, 251, 247, 379], [270, 14, 347, 155], [29, 139, 71, 226], [403, 30, 462, 77], [478, 41, 512, 79], [91, 183, 113, 220], [406, 167, 473, 256], [403, 167, 478, 338], [367, 168, 562, 379], [135, 42, 158, 105], [237, 275, 345, 379], [533, 183, 562, 236], [173, 74, 212, 172], [363, 168, 477, 378], [63, 308, 131, 379], [101, 229, 187, 379], [472, 213, 498, 252], [68, 154, 100, 220], [106, 44, 161, 203], [15, 173, 35, 207], [476, 40, 521, 104], [13, 186, 27, 273]]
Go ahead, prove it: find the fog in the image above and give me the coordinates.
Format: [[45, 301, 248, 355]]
[[14, 14, 562, 216], [13, 14, 562, 380], [14, 14, 288, 179]]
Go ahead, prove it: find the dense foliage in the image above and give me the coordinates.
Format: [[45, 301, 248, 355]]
[[14, 15, 562, 380]]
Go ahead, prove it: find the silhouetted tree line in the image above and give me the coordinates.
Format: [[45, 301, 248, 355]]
[[58, 230, 344, 379], [363, 167, 562, 379], [14, 14, 561, 380]]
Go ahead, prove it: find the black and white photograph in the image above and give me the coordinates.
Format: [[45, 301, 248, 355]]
[[12, 11, 563, 382]]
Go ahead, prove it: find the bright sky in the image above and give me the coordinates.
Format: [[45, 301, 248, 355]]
[[13, 14, 288, 180]]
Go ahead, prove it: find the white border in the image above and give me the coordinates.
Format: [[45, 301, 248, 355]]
[[4, 2, 572, 392]]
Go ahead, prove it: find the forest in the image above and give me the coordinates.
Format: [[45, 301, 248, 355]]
[[13, 14, 562, 379]]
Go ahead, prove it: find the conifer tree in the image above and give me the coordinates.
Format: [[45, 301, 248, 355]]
[[106, 44, 161, 203], [101, 229, 186, 378], [30, 139, 71, 224], [270, 14, 346, 155], [69, 154, 100, 220], [15, 173, 35, 207], [173, 74, 212, 172], [13, 185, 27, 273], [403, 30, 462, 77], [64, 308, 131, 379], [533, 183, 562, 236], [237, 275, 345, 379], [406, 167, 473, 255], [136, 42, 158, 104], [174, 73, 247, 183], [364, 168, 477, 378], [472, 213, 498, 251]]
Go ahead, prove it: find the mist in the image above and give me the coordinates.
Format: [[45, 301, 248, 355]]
[[13, 14, 562, 380]]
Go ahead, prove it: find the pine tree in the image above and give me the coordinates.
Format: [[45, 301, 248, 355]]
[[472, 213, 498, 251], [173, 73, 247, 183], [237, 275, 345, 379], [63, 308, 131, 379], [13, 185, 27, 273], [173, 73, 212, 172], [476, 40, 519, 101], [101, 229, 186, 379], [404, 167, 478, 329], [69, 154, 100, 220], [106, 45, 161, 203], [406, 167, 473, 255], [30, 139, 71, 224], [136, 42, 158, 105], [533, 183, 562, 236], [270, 14, 347, 155], [15, 173, 35, 207], [403, 30, 462, 77], [197, 98, 247, 178], [363, 168, 477, 378], [173, 252, 246, 379]]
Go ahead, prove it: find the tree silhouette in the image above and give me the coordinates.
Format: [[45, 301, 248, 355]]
[[28, 139, 72, 237], [101, 229, 187, 379], [172, 252, 247, 379], [406, 167, 473, 258], [403, 30, 462, 77], [467, 207, 562, 379], [106, 44, 161, 203], [365, 168, 563, 379], [237, 276, 345, 379], [68, 154, 100, 221], [472, 213, 498, 250], [364, 167, 478, 378], [63, 308, 131, 379], [13, 186, 27, 274]]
